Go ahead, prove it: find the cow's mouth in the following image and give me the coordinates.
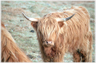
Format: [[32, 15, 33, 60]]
[[44, 47, 56, 58], [43, 41, 54, 47]]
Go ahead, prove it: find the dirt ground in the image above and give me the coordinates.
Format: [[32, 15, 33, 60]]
[[1, 1, 95, 62]]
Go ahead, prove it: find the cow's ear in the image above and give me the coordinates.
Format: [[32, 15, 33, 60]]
[[58, 22, 64, 27], [31, 22, 38, 31]]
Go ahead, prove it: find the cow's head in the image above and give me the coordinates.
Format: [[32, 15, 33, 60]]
[[22, 13, 75, 47]]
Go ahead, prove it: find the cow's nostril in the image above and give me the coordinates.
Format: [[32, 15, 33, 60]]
[[46, 41, 48, 44]]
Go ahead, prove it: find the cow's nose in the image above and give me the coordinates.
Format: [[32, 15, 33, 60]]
[[43, 41, 54, 46], [46, 41, 52, 44]]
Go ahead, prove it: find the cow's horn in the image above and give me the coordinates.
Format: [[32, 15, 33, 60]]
[[56, 14, 75, 22], [22, 12, 38, 22]]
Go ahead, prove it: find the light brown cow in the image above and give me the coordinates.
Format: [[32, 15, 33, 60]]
[[23, 6, 93, 62], [1, 22, 31, 62]]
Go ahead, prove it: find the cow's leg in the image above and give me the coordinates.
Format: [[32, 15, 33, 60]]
[[53, 53, 64, 62], [43, 56, 50, 62], [73, 50, 81, 62], [88, 50, 92, 62], [79, 50, 92, 62], [88, 31, 93, 62], [79, 50, 87, 62], [80, 32, 93, 62], [43, 54, 64, 62], [79, 32, 93, 62], [79, 48, 92, 62], [73, 49, 89, 62]]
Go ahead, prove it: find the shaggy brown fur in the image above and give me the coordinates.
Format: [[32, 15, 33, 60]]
[[1, 22, 31, 62], [27, 6, 92, 62]]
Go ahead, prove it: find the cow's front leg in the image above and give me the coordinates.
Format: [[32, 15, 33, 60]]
[[53, 52, 64, 62], [73, 51, 81, 62]]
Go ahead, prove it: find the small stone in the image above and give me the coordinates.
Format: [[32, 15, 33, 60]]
[[27, 54, 34, 59], [30, 30, 34, 33], [20, 20, 24, 21]]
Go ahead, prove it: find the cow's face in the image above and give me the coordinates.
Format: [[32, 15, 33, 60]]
[[36, 18, 60, 47], [22, 13, 75, 47]]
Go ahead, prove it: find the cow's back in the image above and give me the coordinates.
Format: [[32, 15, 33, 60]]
[[59, 6, 91, 53]]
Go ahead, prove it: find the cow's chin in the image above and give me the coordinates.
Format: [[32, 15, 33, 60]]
[[44, 46, 55, 58]]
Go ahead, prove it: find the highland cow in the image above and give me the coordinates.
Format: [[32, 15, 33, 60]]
[[1, 22, 31, 62], [22, 6, 93, 62]]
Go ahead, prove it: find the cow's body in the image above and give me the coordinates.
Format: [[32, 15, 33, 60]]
[[1, 22, 31, 62], [23, 6, 93, 62]]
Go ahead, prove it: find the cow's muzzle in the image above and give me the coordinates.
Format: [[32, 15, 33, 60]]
[[43, 41, 54, 47]]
